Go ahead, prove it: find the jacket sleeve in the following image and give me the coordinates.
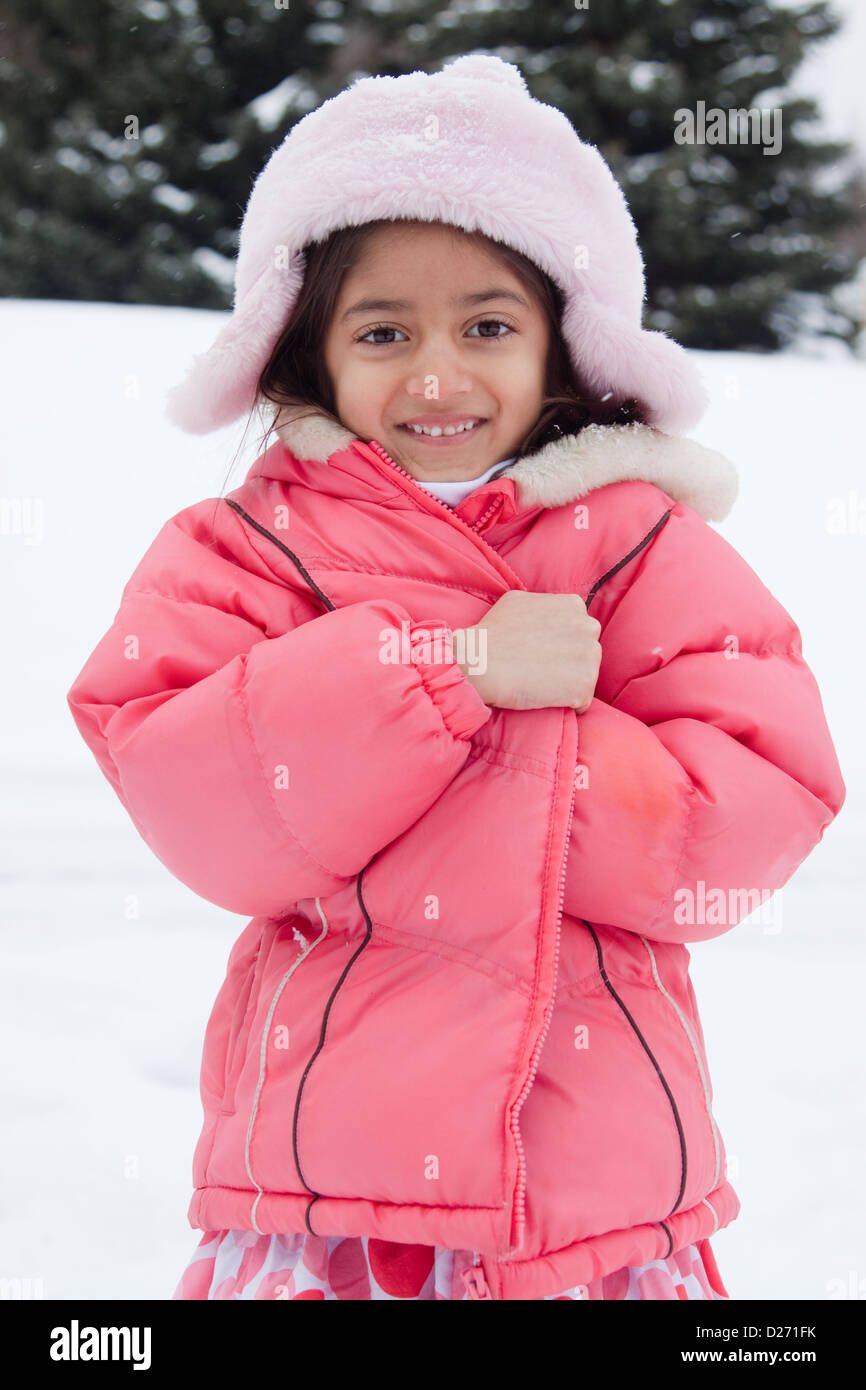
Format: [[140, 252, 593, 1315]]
[[563, 497, 846, 943], [66, 497, 492, 918]]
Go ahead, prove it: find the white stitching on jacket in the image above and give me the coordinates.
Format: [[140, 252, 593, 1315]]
[[639, 935, 723, 1194], [246, 898, 330, 1234]]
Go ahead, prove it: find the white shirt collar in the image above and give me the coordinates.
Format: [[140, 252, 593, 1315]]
[[411, 456, 516, 508]]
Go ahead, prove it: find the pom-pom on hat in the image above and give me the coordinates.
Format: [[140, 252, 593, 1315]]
[[165, 53, 709, 436]]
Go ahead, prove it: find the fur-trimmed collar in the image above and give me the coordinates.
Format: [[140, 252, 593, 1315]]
[[274, 410, 738, 523]]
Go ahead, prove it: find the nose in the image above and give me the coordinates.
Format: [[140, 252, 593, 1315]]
[[403, 341, 475, 403]]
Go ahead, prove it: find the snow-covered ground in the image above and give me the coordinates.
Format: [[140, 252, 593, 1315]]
[[1, 298, 863, 1300]]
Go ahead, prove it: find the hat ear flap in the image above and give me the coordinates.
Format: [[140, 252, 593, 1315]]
[[165, 256, 304, 434], [563, 301, 709, 435]]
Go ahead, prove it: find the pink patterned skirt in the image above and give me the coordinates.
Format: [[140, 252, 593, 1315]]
[[172, 1229, 730, 1301]]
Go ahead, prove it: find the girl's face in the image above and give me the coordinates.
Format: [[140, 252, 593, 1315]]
[[323, 222, 550, 481]]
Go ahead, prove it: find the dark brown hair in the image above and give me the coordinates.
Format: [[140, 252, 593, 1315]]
[[220, 218, 644, 494]]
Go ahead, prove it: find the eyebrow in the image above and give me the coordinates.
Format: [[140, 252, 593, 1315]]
[[340, 288, 530, 321]]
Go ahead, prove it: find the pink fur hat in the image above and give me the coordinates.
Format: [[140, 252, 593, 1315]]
[[165, 53, 709, 436]]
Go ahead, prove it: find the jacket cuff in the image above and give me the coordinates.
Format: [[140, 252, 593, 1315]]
[[408, 620, 492, 741]]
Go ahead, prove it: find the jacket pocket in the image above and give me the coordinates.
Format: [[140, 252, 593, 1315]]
[[517, 961, 688, 1253], [220, 924, 275, 1115], [636, 935, 727, 1201]]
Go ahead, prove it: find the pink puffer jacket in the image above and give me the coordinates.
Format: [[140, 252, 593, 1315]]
[[66, 413, 845, 1300]]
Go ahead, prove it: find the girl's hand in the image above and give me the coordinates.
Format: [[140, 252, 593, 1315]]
[[452, 591, 602, 712]]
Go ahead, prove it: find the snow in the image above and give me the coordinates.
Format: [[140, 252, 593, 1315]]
[[1, 297, 863, 1300]]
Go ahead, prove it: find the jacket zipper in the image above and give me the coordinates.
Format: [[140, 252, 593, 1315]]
[[500, 517, 683, 1256], [231, 442, 582, 1271], [462, 1256, 494, 1299], [356, 439, 528, 592], [362, 436, 582, 1278], [506, 729, 579, 1253]]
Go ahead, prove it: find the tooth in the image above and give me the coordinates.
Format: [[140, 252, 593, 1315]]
[[407, 420, 478, 435]]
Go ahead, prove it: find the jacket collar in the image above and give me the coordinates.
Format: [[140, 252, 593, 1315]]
[[271, 409, 738, 523]]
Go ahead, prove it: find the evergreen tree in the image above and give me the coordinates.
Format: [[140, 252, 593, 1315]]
[[0, 0, 859, 349], [0, 0, 352, 304]]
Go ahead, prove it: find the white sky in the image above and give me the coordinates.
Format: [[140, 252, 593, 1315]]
[[792, 0, 866, 157]]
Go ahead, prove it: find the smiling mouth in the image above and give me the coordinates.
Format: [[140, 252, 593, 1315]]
[[398, 419, 487, 443]]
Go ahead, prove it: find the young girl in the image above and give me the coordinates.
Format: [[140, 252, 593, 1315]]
[[67, 55, 845, 1301]]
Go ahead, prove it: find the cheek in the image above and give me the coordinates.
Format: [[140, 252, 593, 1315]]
[[499, 347, 546, 411], [330, 359, 394, 432], [329, 354, 367, 410], [334, 350, 385, 392]]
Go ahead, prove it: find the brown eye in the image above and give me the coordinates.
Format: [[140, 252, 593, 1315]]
[[356, 324, 407, 345], [468, 319, 514, 339]]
